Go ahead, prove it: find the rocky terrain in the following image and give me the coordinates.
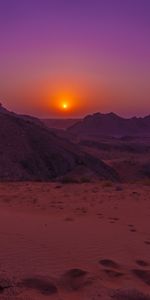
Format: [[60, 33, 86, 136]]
[[0, 106, 118, 181], [0, 106, 150, 300], [67, 112, 150, 138], [42, 118, 80, 129]]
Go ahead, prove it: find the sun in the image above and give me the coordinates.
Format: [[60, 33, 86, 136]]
[[61, 102, 70, 111], [62, 103, 68, 109], [51, 93, 74, 113]]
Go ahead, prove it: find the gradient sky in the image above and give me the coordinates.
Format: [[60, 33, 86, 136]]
[[0, 0, 150, 117]]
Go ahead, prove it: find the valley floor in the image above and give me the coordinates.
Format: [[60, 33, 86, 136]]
[[0, 182, 150, 299]]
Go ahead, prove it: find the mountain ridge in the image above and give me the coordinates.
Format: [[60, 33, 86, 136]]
[[67, 112, 150, 137]]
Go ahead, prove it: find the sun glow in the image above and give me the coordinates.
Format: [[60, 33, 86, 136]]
[[58, 97, 72, 112], [49, 88, 85, 116], [62, 102, 68, 110]]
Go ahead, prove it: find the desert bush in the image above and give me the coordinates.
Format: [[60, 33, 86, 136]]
[[61, 176, 91, 184], [60, 176, 79, 184], [141, 178, 150, 186], [102, 180, 113, 188], [80, 177, 91, 183]]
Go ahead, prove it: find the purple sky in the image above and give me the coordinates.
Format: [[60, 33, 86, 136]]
[[0, 0, 150, 117]]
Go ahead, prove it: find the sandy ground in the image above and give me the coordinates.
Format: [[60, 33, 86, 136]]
[[0, 182, 150, 299]]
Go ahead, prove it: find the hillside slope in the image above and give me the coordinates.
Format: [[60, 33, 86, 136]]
[[68, 112, 150, 137], [0, 106, 118, 181]]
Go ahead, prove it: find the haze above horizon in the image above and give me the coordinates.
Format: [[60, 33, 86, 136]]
[[0, 0, 150, 118]]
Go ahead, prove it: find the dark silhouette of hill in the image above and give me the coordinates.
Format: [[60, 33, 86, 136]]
[[42, 118, 80, 129], [67, 112, 150, 137], [0, 105, 118, 181]]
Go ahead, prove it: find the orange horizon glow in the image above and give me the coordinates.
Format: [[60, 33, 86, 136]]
[[53, 94, 74, 114], [45, 88, 86, 116], [2, 74, 149, 118]]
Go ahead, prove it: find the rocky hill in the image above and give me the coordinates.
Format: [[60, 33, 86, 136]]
[[0, 106, 118, 181], [67, 112, 150, 137]]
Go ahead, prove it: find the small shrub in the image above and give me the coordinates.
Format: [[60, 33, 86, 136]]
[[80, 177, 91, 183], [102, 180, 113, 188], [60, 176, 79, 184]]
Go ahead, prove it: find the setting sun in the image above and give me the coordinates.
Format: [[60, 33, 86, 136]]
[[62, 103, 68, 110]]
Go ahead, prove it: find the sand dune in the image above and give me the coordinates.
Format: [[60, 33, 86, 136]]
[[0, 182, 150, 299]]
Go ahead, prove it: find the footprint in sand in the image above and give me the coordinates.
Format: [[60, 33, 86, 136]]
[[127, 224, 137, 232], [59, 268, 92, 291], [0, 277, 13, 294], [135, 260, 149, 267], [111, 217, 120, 221], [130, 229, 137, 233], [144, 241, 150, 245], [99, 259, 124, 280], [109, 218, 119, 224], [103, 269, 124, 278], [99, 259, 120, 269], [21, 276, 58, 295], [132, 269, 150, 286], [64, 217, 74, 222], [0, 275, 23, 297]]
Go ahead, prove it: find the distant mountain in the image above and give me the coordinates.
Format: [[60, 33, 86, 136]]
[[0, 105, 118, 181], [67, 112, 150, 137], [42, 118, 80, 129]]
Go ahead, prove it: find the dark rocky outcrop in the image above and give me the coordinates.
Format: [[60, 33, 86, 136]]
[[0, 106, 118, 181], [67, 112, 150, 138]]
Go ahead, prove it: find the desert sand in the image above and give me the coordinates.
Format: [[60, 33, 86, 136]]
[[0, 181, 150, 299]]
